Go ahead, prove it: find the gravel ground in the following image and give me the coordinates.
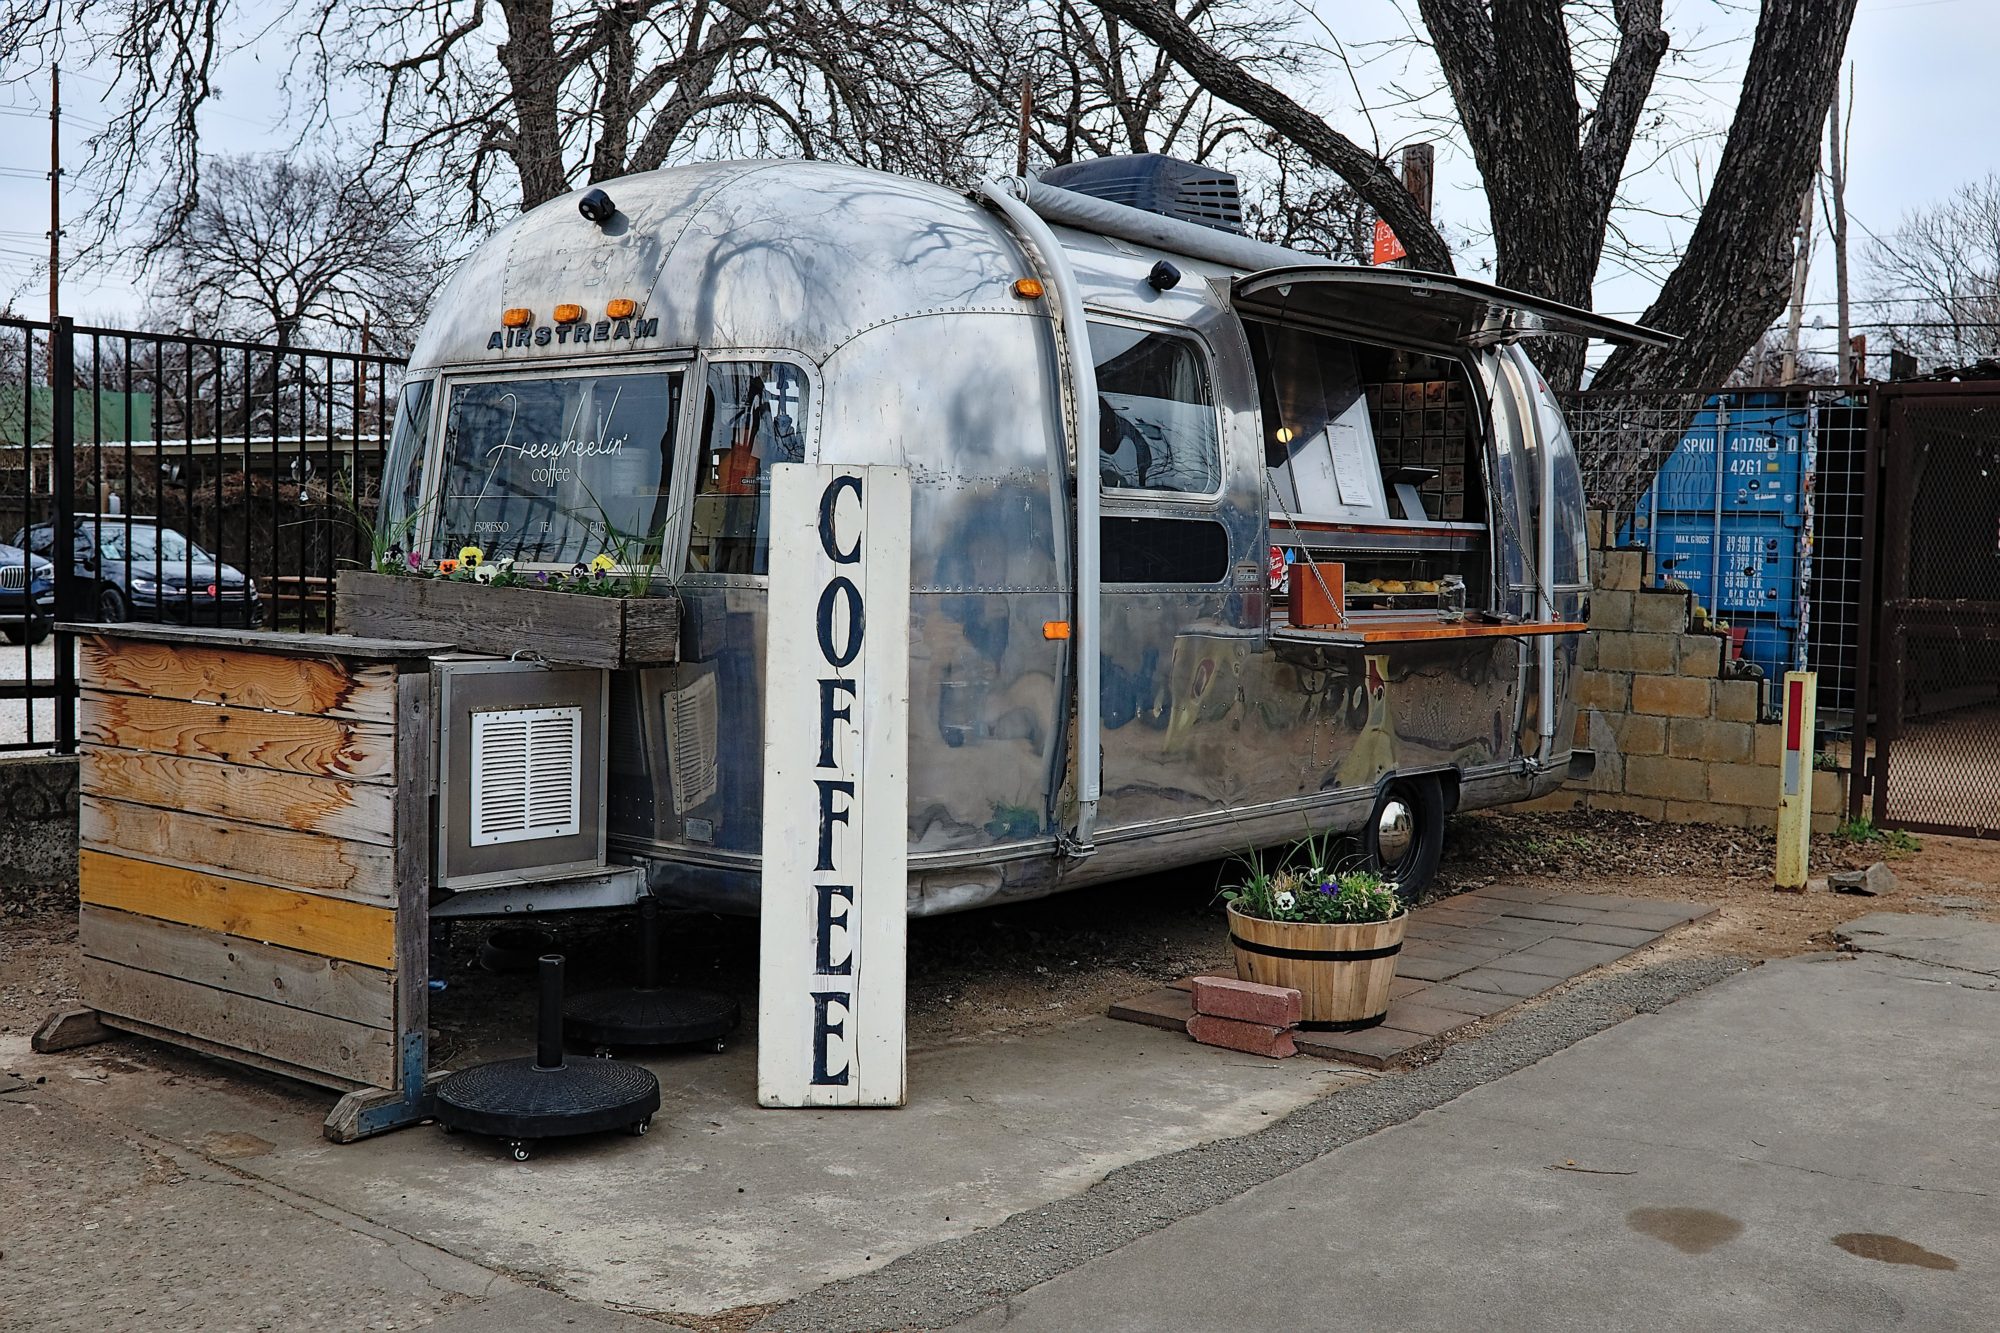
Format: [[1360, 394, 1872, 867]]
[[0, 639, 59, 750], [759, 956, 1750, 1333]]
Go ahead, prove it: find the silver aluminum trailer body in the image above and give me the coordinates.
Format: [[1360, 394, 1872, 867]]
[[389, 159, 1667, 916]]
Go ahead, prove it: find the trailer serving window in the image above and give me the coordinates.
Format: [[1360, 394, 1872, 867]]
[[431, 370, 681, 568]]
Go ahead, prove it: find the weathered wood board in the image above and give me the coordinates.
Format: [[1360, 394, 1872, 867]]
[[80, 634, 401, 722], [81, 906, 395, 1029], [67, 627, 434, 1121], [336, 570, 680, 669], [86, 958, 395, 1087], [80, 797, 396, 903], [81, 851, 397, 969], [80, 690, 397, 783], [81, 749, 395, 846]]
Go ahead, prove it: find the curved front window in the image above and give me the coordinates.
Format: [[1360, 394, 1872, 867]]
[[432, 370, 682, 568]]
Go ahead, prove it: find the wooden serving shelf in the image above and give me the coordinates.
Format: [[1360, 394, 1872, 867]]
[[1272, 617, 1587, 647]]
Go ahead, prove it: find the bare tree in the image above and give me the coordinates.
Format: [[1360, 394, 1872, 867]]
[[146, 154, 442, 353], [1092, 0, 1858, 398], [0, 0, 1001, 253], [1863, 173, 2000, 374]]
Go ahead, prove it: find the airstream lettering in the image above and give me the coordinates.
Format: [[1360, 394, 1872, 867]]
[[383, 155, 1671, 919]]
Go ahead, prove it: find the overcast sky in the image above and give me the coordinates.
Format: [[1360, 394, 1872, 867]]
[[1, 0, 1993, 368]]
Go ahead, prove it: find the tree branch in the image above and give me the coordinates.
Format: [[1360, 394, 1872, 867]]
[[1091, 0, 1451, 272]]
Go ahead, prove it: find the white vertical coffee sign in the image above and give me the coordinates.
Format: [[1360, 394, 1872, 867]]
[[758, 463, 910, 1108]]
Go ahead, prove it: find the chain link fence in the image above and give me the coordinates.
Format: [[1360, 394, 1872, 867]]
[[1565, 385, 1871, 732]]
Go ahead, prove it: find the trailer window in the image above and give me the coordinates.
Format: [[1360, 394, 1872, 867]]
[[685, 361, 811, 575], [432, 371, 680, 568], [1088, 323, 1220, 496], [378, 378, 433, 556]]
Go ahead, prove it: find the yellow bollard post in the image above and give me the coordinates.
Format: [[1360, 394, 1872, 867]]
[[1775, 670, 1817, 892]]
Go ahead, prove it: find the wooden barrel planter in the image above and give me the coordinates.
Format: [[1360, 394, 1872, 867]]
[[1226, 903, 1408, 1030]]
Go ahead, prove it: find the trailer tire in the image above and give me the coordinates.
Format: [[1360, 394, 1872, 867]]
[[1364, 776, 1444, 901]]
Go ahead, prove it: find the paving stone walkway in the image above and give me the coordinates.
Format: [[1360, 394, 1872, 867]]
[[1110, 884, 1714, 1068]]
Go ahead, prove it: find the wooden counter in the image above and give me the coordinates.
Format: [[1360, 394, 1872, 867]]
[[37, 625, 450, 1142], [1273, 617, 1587, 647]]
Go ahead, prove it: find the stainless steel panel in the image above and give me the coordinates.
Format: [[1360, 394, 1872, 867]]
[[436, 661, 608, 889]]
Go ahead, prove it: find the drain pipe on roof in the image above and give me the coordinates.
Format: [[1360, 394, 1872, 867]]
[[980, 178, 1100, 854]]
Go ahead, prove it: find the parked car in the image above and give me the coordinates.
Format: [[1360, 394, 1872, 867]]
[[0, 540, 55, 644], [15, 517, 261, 627]]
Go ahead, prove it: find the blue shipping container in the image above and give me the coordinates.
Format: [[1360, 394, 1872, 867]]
[[1620, 393, 1819, 687], [1642, 395, 1811, 519], [1652, 514, 1800, 624]]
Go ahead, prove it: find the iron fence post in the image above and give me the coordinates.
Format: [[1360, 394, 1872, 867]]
[[50, 316, 76, 754]]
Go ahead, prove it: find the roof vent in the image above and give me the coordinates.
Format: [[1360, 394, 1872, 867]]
[[1038, 154, 1245, 235]]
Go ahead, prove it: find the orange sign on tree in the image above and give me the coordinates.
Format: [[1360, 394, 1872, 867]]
[[1371, 218, 1406, 266]]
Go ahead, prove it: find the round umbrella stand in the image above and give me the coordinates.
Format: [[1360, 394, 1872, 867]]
[[435, 954, 661, 1162], [563, 897, 740, 1056]]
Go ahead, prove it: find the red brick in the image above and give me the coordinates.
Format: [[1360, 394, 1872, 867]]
[[1187, 1014, 1297, 1058], [1190, 975, 1303, 1027]]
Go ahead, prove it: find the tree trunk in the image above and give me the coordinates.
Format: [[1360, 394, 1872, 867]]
[[497, 0, 570, 210], [1592, 0, 1860, 391]]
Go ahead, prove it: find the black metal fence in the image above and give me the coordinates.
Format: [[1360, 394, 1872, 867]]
[[1855, 380, 2000, 837], [1, 316, 405, 753]]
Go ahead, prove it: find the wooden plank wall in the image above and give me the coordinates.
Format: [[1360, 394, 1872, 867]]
[[76, 633, 428, 1094]]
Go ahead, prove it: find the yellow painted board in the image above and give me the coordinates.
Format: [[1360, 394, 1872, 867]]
[[79, 796, 395, 903], [80, 689, 398, 784], [79, 634, 398, 722], [80, 849, 397, 969], [81, 749, 395, 846]]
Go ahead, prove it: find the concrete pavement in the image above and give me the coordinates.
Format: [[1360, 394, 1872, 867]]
[[949, 917, 2000, 1332]]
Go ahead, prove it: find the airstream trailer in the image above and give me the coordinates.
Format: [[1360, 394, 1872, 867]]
[[373, 155, 1670, 916]]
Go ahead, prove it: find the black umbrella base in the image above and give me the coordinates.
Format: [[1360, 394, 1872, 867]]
[[434, 1056, 661, 1162], [563, 986, 740, 1056]]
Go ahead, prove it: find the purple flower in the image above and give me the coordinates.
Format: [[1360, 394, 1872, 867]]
[[1317, 879, 1337, 895], [406, 550, 421, 571], [535, 570, 550, 585]]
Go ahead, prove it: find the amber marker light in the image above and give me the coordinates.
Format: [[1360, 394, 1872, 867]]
[[501, 308, 533, 328], [605, 298, 638, 319], [553, 303, 587, 324], [1013, 277, 1046, 299], [1042, 620, 1071, 640]]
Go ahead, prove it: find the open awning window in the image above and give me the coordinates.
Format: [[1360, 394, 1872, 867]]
[[1232, 266, 1676, 356]]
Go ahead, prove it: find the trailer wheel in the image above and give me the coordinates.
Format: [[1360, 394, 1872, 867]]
[[1365, 776, 1444, 901]]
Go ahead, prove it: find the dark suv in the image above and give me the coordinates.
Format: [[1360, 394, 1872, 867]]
[[17, 517, 261, 627], [0, 540, 55, 644]]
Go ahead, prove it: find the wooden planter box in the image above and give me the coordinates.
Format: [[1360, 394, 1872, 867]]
[[1226, 903, 1408, 1031], [334, 570, 680, 670]]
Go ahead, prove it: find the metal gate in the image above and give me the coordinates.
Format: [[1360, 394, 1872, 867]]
[[1854, 380, 2000, 837], [2, 316, 404, 753]]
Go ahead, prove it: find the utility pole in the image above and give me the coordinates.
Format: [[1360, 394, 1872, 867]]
[[1779, 184, 1815, 384], [1014, 69, 1033, 179], [48, 64, 61, 324], [1374, 144, 1434, 268], [1826, 66, 1853, 382]]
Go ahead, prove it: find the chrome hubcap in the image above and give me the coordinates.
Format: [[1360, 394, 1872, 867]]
[[1376, 799, 1416, 865]]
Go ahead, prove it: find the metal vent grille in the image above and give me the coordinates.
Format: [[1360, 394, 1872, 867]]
[[0, 565, 25, 590], [664, 673, 719, 815], [470, 706, 583, 847]]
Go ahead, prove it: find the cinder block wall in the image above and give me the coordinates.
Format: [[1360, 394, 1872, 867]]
[[1522, 516, 1845, 833], [0, 753, 80, 917]]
